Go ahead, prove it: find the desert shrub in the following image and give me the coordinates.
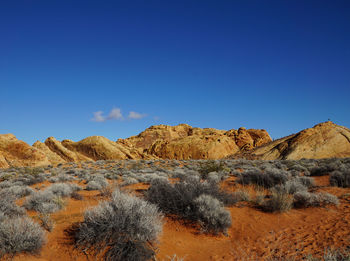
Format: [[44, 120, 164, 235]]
[[71, 191, 83, 200], [146, 178, 235, 234], [306, 247, 350, 261], [261, 190, 293, 212], [2, 185, 34, 198], [45, 183, 73, 197], [237, 169, 288, 188], [85, 181, 103, 191], [193, 194, 231, 234], [143, 174, 168, 184], [310, 165, 335, 176], [57, 174, 76, 182], [86, 176, 108, 191], [0, 190, 26, 216], [198, 160, 226, 179], [0, 181, 12, 189], [38, 214, 54, 232], [296, 176, 315, 188], [273, 180, 308, 195], [121, 177, 139, 186], [23, 191, 64, 214], [293, 192, 339, 208], [206, 172, 221, 184], [231, 190, 250, 202], [322, 248, 350, 261], [0, 217, 46, 258], [330, 170, 350, 188], [71, 189, 163, 261]]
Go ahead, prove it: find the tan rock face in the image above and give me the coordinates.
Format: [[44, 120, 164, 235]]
[[44, 137, 91, 162], [0, 134, 50, 168], [61, 136, 154, 160], [9, 121, 350, 168], [119, 124, 272, 160], [248, 121, 350, 160]]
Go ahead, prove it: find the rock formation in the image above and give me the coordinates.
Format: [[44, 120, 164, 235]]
[[0, 134, 50, 168], [2, 122, 349, 168], [243, 121, 350, 160], [117, 124, 271, 160]]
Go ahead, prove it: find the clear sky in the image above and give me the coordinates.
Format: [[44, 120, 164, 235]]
[[1, 0, 349, 145]]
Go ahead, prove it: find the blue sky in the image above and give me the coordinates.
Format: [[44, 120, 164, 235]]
[[1, 0, 349, 145]]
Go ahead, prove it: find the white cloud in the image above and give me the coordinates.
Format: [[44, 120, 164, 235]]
[[107, 108, 123, 120], [92, 108, 147, 122], [128, 111, 147, 119], [91, 111, 106, 122]]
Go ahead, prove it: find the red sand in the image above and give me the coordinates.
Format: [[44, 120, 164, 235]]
[[12, 176, 350, 261]]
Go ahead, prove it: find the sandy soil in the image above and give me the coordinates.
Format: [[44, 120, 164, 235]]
[[12, 176, 350, 261]]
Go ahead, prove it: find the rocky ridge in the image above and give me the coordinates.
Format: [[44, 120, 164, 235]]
[[1, 122, 349, 167], [237, 121, 350, 160]]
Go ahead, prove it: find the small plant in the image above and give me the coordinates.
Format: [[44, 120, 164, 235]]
[[293, 191, 339, 208], [146, 178, 235, 234], [198, 160, 226, 179], [0, 191, 26, 217], [0, 217, 46, 258], [330, 170, 350, 188], [23, 191, 66, 214], [272, 180, 308, 195], [71, 191, 83, 200], [232, 189, 250, 202], [38, 214, 55, 232], [237, 169, 288, 188], [71, 189, 163, 261], [193, 194, 231, 234], [261, 190, 293, 212]]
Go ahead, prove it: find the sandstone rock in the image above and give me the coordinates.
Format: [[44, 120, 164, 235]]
[[61, 136, 154, 160], [32, 141, 66, 165], [247, 121, 350, 160], [119, 124, 272, 160], [44, 137, 91, 162], [0, 134, 50, 167]]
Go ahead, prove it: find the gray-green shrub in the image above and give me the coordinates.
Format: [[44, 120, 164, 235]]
[[0, 217, 46, 258], [71, 189, 163, 261], [193, 194, 231, 234]]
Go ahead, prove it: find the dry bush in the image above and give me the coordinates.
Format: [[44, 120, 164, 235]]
[[261, 190, 293, 213], [71, 189, 163, 261], [237, 169, 288, 188], [293, 192, 339, 208], [0, 217, 46, 258], [330, 170, 350, 188], [193, 194, 231, 234], [146, 178, 234, 234]]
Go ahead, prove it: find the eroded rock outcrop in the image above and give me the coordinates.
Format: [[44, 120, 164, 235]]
[[4, 121, 348, 168], [61, 136, 155, 160], [118, 124, 272, 160], [0, 134, 50, 168], [245, 121, 350, 160]]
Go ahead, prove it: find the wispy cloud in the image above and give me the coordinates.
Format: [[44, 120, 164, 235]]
[[107, 108, 123, 120], [91, 108, 148, 122], [91, 108, 123, 122], [128, 111, 147, 119], [91, 111, 107, 122]]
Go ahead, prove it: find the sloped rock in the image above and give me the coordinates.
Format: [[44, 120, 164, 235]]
[[247, 121, 350, 160], [0, 134, 50, 167]]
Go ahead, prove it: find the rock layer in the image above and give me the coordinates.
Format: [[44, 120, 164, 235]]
[[244, 121, 350, 160], [117, 124, 271, 160], [0, 134, 50, 168], [2, 122, 349, 167]]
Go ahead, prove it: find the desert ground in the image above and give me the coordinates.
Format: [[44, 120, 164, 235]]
[[0, 159, 349, 260]]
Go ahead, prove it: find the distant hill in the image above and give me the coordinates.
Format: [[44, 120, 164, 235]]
[[1, 121, 349, 168], [0, 124, 270, 167], [232, 121, 350, 160]]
